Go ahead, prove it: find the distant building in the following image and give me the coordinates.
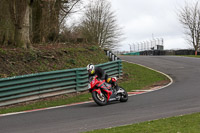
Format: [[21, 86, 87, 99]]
[[157, 45, 164, 50]]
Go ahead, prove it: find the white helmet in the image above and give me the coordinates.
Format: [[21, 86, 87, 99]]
[[87, 64, 95, 74]]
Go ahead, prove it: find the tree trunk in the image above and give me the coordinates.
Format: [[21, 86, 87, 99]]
[[32, 0, 59, 43], [8, 0, 32, 49], [32, 0, 41, 43], [194, 45, 198, 56], [49, 0, 60, 42], [0, 0, 15, 46], [14, 1, 32, 49]]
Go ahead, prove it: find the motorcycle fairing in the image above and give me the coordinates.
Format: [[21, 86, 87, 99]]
[[97, 80, 112, 90], [102, 88, 112, 101], [90, 77, 100, 89], [96, 81, 113, 101], [91, 88, 112, 101], [92, 89, 101, 94]]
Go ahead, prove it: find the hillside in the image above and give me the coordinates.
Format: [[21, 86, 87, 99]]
[[0, 43, 110, 78]]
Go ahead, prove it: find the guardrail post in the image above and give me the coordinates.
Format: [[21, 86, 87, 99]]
[[107, 51, 109, 56], [112, 55, 114, 61], [109, 53, 112, 58]]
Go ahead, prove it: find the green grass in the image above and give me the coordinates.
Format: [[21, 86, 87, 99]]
[[0, 45, 109, 78], [0, 93, 91, 114], [0, 61, 169, 114], [178, 55, 200, 58], [119, 62, 169, 92], [85, 112, 200, 133]]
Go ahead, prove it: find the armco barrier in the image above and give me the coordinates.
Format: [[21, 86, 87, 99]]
[[105, 50, 120, 61], [122, 52, 140, 55], [0, 60, 122, 107]]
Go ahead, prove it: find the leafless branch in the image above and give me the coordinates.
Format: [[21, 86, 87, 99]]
[[178, 1, 200, 52], [80, 0, 123, 50]]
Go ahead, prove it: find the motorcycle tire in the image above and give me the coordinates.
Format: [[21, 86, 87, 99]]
[[92, 91, 107, 106], [118, 87, 128, 102]]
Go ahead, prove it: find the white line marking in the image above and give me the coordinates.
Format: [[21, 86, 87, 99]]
[[0, 101, 93, 117]]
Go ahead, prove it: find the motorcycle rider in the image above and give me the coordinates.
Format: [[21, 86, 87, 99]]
[[87, 64, 117, 87]]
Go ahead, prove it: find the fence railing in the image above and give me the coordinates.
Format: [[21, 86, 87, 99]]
[[0, 60, 122, 107], [105, 50, 120, 61]]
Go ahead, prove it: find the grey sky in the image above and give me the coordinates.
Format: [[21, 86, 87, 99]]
[[109, 0, 192, 51], [69, 0, 196, 51]]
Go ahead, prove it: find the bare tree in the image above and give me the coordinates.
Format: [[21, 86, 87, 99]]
[[9, 0, 33, 49], [59, 0, 82, 26], [80, 0, 122, 50], [178, 1, 200, 55], [32, 0, 82, 43], [0, 0, 82, 47], [0, 0, 33, 48]]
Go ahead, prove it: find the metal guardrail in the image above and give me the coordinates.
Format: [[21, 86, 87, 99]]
[[122, 52, 140, 55], [105, 50, 120, 61], [0, 60, 122, 107]]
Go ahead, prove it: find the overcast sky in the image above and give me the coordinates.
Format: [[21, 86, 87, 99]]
[[109, 0, 192, 51], [70, 0, 196, 51]]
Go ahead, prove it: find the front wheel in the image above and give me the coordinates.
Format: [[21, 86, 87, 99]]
[[118, 87, 128, 102], [92, 91, 107, 106]]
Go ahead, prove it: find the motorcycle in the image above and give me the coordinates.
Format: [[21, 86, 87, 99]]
[[88, 76, 128, 106]]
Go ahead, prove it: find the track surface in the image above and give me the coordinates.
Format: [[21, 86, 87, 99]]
[[1, 56, 200, 133]]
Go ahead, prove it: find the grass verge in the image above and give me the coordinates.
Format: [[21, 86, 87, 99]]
[[0, 61, 170, 114], [178, 55, 200, 58], [119, 62, 169, 92], [85, 112, 200, 133]]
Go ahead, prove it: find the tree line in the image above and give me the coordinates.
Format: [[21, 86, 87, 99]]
[[0, 0, 122, 50], [0, 0, 81, 48], [178, 1, 200, 55]]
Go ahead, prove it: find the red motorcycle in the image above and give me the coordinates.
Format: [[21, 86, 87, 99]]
[[88, 76, 128, 106]]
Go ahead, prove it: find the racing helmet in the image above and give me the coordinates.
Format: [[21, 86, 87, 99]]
[[87, 64, 95, 74]]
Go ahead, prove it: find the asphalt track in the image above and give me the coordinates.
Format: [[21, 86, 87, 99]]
[[1, 56, 200, 133]]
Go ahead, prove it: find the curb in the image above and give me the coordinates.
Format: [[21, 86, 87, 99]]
[[0, 101, 93, 117], [123, 60, 173, 96]]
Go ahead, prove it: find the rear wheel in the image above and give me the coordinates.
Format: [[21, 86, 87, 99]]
[[92, 91, 107, 106], [118, 87, 128, 102]]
